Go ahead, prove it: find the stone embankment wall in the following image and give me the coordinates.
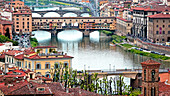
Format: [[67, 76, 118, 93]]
[[134, 39, 170, 55]]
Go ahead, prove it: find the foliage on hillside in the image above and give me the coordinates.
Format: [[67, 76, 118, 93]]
[[0, 35, 18, 46]]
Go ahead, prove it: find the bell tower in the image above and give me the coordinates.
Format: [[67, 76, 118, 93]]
[[141, 59, 161, 96]]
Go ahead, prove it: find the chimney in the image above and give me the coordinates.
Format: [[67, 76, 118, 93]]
[[167, 71, 170, 84]]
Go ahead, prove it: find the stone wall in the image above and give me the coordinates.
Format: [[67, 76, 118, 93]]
[[134, 38, 170, 55]]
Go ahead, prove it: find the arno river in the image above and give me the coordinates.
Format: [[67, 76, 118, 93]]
[[32, 30, 170, 71]]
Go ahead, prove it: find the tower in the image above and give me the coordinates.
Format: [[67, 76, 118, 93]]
[[141, 60, 161, 96]]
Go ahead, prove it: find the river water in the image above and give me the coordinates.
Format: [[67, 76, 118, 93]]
[[32, 30, 170, 71]]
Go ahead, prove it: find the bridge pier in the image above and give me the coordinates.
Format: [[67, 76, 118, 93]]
[[83, 29, 90, 37]]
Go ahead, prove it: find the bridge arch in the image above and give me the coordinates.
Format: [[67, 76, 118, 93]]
[[43, 12, 60, 17], [81, 13, 90, 17], [32, 13, 41, 17], [63, 12, 77, 17]]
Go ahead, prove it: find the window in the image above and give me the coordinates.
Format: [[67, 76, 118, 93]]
[[38, 88, 45, 91], [144, 87, 146, 96], [128, 24, 130, 26], [16, 29, 19, 31], [6, 57, 8, 62], [156, 25, 158, 28], [163, 25, 165, 28], [168, 31, 170, 34], [156, 31, 158, 34], [151, 70, 155, 81], [16, 18, 19, 20], [54, 63, 59, 68], [25, 61, 27, 68], [163, 31, 165, 34], [27, 18, 29, 20], [16, 22, 19, 24], [162, 39, 164, 41], [64, 63, 68, 67], [163, 20, 165, 23], [45, 64, 50, 69], [169, 25, 170, 27], [23, 18, 24, 20], [16, 15, 19, 17], [16, 25, 19, 28], [144, 69, 146, 81], [36, 63, 41, 69], [29, 62, 31, 69], [157, 20, 158, 23]]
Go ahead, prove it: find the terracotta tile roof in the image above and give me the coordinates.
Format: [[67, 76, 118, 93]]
[[0, 19, 13, 25], [14, 54, 24, 60], [159, 82, 170, 94], [25, 54, 73, 60], [116, 17, 132, 22], [147, 13, 170, 19], [132, 7, 157, 11], [69, 88, 102, 96], [0, 43, 4, 46], [34, 46, 57, 48], [141, 60, 161, 65], [0, 81, 53, 95], [5, 50, 22, 56]]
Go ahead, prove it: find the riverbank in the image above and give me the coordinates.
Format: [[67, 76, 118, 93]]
[[110, 35, 170, 61]]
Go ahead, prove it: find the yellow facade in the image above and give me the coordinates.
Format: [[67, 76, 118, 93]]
[[23, 58, 72, 78]]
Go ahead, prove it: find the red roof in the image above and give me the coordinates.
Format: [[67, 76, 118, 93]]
[[5, 50, 22, 56], [14, 54, 24, 60], [0, 19, 13, 25], [147, 13, 170, 19], [141, 60, 161, 65], [0, 43, 4, 46], [116, 17, 132, 22], [34, 46, 57, 48], [132, 7, 157, 11], [159, 82, 170, 94], [25, 54, 73, 60]]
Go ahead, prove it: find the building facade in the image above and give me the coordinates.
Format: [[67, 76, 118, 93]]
[[4, 46, 73, 77], [132, 7, 159, 40], [116, 17, 132, 36], [11, 1, 32, 34], [147, 13, 170, 43], [141, 60, 161, 96]]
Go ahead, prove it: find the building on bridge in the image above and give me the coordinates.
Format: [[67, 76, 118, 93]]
[[32, 17, 116, 36]]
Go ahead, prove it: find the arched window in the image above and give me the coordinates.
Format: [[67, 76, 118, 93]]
[[151, 70, 155, 81], [46, 74, 51, 78], [36, 64, 41, 69], [144, 69, 146, 81]]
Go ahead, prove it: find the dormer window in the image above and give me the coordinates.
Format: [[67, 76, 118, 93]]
[[37, 87, 45, 91]]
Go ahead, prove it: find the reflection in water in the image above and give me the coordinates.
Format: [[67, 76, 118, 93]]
[[33, 30, 169, 70]]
